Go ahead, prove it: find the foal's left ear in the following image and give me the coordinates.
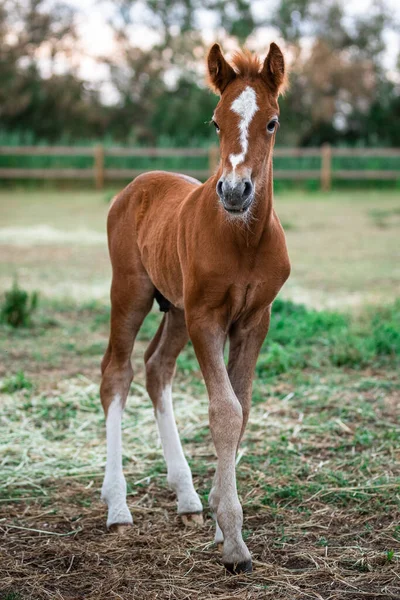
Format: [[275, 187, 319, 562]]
[[261, 42, 287, 97], [207, 43, 236, 95]]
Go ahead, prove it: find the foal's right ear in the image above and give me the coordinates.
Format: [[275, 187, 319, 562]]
[[207, 44, 236, 95]]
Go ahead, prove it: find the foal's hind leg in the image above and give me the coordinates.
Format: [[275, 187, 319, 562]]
[[145, 307, 203, 522], [100, 275, 154, 530]]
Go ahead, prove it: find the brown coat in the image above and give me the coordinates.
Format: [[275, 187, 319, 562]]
[[100, 42, 290, 574]]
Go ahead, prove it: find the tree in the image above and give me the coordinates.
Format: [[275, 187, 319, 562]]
[[0, 0, 106, 141], [103, 0, 257, 143], [267, 0, 393, 145], [0, 0, 398, 147]]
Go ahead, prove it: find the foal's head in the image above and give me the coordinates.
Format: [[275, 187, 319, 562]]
[[207, 43, 287, 216]]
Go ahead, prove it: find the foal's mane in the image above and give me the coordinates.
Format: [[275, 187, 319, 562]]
[[230, 50, 263, 79]]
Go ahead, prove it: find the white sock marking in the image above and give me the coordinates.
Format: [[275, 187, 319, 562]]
[[156, 386, 202, 514], [101, 395, 133, 527], [229, 86, 258, 170], [214, 519, 224, 544]]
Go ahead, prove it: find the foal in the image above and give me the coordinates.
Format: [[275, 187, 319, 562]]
[[100, 43, 290, 574]]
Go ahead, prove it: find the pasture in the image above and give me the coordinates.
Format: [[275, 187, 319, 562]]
[[0, 189, 399, 599]]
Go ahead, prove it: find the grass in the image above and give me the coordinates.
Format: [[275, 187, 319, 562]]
[[0, 188, 399, 598], [0, 371, 33, 393], [0, 279, 38, 327], [257, 298, 400, 376], [368, 207, 400, 228]]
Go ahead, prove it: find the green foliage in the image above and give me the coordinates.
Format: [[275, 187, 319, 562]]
[[368, 303, 400, 356], [150, 78, 217, 146], [256, 298, 400, 379], [0, 371, 33, 393], [386, 549, 395, 562], [0, 280, 39, 328]]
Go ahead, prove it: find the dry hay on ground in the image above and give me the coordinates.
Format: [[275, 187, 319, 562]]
[[1, 480, 399, 600]]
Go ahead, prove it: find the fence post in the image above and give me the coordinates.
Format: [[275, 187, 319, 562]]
[[94, 144, 105, 190], [208, 145, 219, 175], [320, 143, 332, 192]]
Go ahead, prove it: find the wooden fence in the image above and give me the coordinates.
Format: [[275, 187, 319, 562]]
[[0, 145, 399, 191]]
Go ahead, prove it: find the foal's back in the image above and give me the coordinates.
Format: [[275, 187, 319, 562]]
[[109, 170, 199, 232]]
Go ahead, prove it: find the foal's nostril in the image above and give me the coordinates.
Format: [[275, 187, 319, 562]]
[[242, 179, 253, 200], [216, 179, 224, 198]]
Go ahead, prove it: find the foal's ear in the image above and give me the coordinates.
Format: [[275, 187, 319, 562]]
[[207, 44, 236, 95], [261, 42, 287, 96]]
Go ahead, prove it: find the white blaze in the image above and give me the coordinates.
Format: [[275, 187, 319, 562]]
[[229, 86, 258, 170]]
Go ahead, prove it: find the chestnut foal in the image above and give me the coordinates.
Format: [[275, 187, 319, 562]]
[[100, 43, 290, 573]]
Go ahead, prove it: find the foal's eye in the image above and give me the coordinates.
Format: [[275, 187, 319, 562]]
[[267, 118, 279, 134], [212, 120, 220, 134]]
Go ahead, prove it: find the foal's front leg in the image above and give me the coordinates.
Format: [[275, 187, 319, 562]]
[[212, 311, 272, 546], [188, 318, 251, 573], [100, 277, 154, 531]]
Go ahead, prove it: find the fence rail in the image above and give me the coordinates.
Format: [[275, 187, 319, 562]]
[[0, 144, 399, 190]]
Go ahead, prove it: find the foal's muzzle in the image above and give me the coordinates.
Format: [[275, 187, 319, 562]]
[[216, 176, 254, 214]]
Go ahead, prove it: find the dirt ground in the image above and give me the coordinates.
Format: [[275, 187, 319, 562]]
[[1, 309, 398, 599], [2, 479, 399, 600]]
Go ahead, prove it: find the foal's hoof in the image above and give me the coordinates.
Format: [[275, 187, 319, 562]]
[[180, 512, 204, 527], [224, 559, 253, 575], [108, 522, 133, 535]]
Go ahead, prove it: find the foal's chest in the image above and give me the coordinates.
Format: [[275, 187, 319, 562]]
[[196, 272, 279, 327], [226, 277, 278, 320]]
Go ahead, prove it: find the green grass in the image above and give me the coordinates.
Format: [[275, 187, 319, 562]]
[[257, 298, 400, 378], [0, 296, 398, 498], [0, 371, 33, 393], [0, 279, 39, 327]]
